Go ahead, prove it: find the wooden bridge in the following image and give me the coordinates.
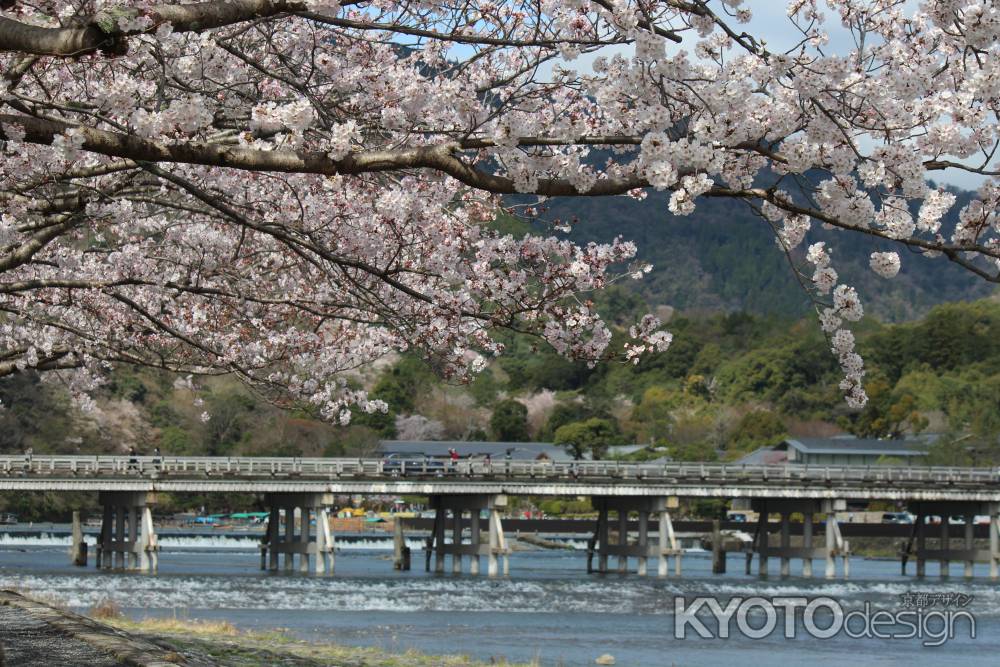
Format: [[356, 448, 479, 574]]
[[2, 455, 999, 580]]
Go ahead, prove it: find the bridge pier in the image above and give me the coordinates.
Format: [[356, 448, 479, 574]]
[[95, 492, 158, 573], [259, 493, 334, 575], [750, 499, 848, 579], [425, 495, 509, 576], [587, 497, 681, 576], [903, 502, 1000, 579], [393, 517, 411, 570], [70, 511, 87, 566]]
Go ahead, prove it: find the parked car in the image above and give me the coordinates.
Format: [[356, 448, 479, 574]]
[[0, 512, 17, 525], [382, 454, 445, 476], [726, 512, 748, 523], [881, 512, 914, 524]]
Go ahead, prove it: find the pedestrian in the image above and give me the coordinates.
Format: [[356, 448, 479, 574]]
[[504, 448, 512, 475], [127, 445, 138, 472], [23, 446, 33, 472], [153, 446, 162, 470]]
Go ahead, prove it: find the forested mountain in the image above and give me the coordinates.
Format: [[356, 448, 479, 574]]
[[532, 185, 994, 320]]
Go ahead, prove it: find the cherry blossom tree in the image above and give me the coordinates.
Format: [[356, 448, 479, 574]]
[[1, 1, 998, 418]]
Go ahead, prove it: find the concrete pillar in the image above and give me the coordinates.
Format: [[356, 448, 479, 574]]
[[70, 511, 87, 567], [470, 512, 481, 576], [267, 509, 279, 570], [670, 513, 681, 577], [709, 519, 724, 574], [434, 503, 445, 574], [964, 515, 975, 579], [596, 505, 609, 574], [487, 506, 508, 577], [758, 509, 769, 578], [940, 520, 950, 578], [140, 506, 157, 573], [488, 509, 500, 577], [779, 513, 790, 577], [991, 515, 1000, 581], [284, 507, 295, 572], [617, 511, 628, 574], [658, 511, 668, 578], [97, 504, 112, 569], [802, 514, 813, 577], [114, 506, 125, 569], [825, 512, 835, 579], [425, 504, 437, 572], [394, 517, 410, 571], [299, 507, 311, 574], [317, 506, 334, 574], [637, 511, 649, 576], [128, 506, 139, 570], [916, 516, 926, 578], [452, 510, 463, 574]]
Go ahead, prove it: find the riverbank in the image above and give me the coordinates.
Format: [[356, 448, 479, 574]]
[[0, 590, 535, 667], [103, 614, 537, 666]]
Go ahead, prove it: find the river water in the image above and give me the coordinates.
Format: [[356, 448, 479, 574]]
[[0, 530, 997, 666]]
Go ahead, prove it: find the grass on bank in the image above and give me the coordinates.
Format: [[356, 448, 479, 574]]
[[93, 600, 538, 667]]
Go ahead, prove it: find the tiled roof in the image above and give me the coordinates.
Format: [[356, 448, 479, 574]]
[[783, 437, 929, 456]]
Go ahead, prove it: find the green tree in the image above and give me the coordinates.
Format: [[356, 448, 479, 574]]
[[541, 399, 615, 441], [554, 418, 620, 460], [728, 410, 787, 452], [629, 386, 677, 442], [667, 440, 719, 462], [490, 399, 530, 441], [202, 390, 257, 455], [840, 378, 928, 439]]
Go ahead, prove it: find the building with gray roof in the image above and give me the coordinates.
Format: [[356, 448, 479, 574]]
[[783, 437, 929, 465]]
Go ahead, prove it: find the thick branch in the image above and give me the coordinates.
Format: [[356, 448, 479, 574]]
[[0, 113, 648, 196], [0, 1, 315, 56]]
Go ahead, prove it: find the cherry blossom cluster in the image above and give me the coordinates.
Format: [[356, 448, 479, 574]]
[[806, 242, 867, 406], [1, 1, 1000, 415], [869, 252, 901, 279]]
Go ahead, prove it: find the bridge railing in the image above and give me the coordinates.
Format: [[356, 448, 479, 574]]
[[0, 455, 998, 486]]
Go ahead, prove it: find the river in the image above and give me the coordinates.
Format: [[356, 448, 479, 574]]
[[0, 529, 997, 666]]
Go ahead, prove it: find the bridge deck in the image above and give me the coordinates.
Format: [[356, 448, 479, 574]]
[[1, 456, 998, 501]]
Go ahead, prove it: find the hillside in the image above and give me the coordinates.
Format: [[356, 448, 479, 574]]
[[529, 186, 994, 320]]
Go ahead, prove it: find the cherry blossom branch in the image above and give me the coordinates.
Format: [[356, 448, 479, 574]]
[[0, 1, 333, 56]]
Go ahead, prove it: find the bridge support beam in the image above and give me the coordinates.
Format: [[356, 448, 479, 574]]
[[259, 493, 334, 575], [425, 495, 509, 577], [95, 492, 158, 573], [70, 510, 88, 566], [587, 497, 681, 576], [750, 499, 848, 579], [904, 502, 1000, 579], [393, 517, 411, 571]]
